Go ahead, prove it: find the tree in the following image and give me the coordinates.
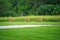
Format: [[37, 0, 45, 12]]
[[0, 0, 60, 17], [0, 0, 11, 17]]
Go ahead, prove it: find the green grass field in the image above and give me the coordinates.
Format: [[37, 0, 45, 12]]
[[0, 26, 60, 40], [0, 22, 60, 26], [0, 16, 60, 25]]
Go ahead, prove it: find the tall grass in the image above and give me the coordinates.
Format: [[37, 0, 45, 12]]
[[0, 16, 60, 22]]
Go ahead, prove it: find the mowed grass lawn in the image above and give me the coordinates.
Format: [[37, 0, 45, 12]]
[[0, 26, 60, 40], [0, 22, 60, 26]]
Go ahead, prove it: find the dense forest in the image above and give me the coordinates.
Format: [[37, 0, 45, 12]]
[[0, 0, 60, 17]]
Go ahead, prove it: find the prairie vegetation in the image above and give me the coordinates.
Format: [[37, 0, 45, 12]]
[[0, 16, 60, 22]]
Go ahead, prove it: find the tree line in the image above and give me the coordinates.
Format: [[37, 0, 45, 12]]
[[0, 0, 60, 17]]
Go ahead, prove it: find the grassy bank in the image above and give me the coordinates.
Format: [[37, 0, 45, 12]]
[[0, 16, 60, 26], [0, 26, 60, 40], [0, 16, 60, 22], [0, 22, 60, 26]]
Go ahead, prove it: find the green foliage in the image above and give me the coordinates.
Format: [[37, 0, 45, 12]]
[[0, 0, 60, 17], [0, 16, 60, 22], [0, 0, 12, 17]]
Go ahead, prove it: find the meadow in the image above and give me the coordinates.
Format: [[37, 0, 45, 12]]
[[0, 16, 60, 22], [0, 26, 60, 40], [0, 16, 60, 40], [0, 16, 60, 25]]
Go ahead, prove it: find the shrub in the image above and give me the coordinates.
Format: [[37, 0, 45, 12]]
[[9, 17, 15, 22], [24, 18, 30, 22], [37, 18, 43, 22]]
